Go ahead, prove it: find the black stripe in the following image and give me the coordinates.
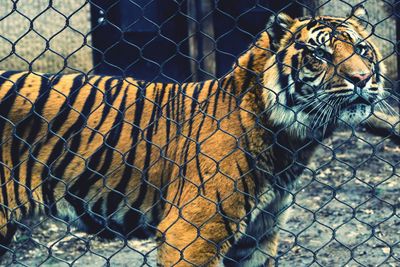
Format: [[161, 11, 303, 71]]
[[194, 81, 215, 193], [129, 88, 159, 207], [285, 54, 303, 107], [216, 192, 235, 244], [175, 83, 188, 135], [212, 82, 221, 119], [202, 80, 216, 110], [169, 84, 176, 122], [169, 83, 194, 208], [20, 75, 60, 155], [180, 83, 189, 123], [24, 75, 66, 216], [341, 31, 354, 43], [0, 72, 29, 216], [21, 74, 62, 214], [190, 84, 201, 118], [316, 31, 325, 45], [277, 50, 289, 91], [301, 74, 320, 84], [291, 54, 299, 83], [311, 25, 329, 33], [50, 76, 102, 178], [164, 86, 173, 155], [0, 71, 25, 214], [222, 76, 235, 102], [66, 86, 129, 237], [308, 39, 318, 47], [368, 46, 381, 83], [154, 84, 167, 134], [50, 76, 100, 174], [73, 85, 128, 194], [306, 20, 318, 30], [294, 42, 309, 51], [39, 74, 89, 213], [236, 161, 252, 219], [48, 74, 86, 137], [222, 77, 234, 103], [158, 85, 174, 212], [91, 197, 104, 221], [239, 53, 255, 95], [320, 18, 348, 28], [176, 84, 181, 125], [150, 184, 161, 227], [175, 84, 201, 206], [9, 74, 31, 216], [238, 114, 260, 196], [106, 82, 146, 222], [288, 54, 302, 107], [122, 86, 159, 237], [202, 80, 216, 111], [227, 78, 238, 112], [88, 77, 124, 143]]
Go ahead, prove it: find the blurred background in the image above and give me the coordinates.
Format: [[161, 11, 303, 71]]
[[0, 0, 397, 83]]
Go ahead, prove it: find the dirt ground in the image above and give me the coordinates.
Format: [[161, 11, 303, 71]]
[[0, 127, 399, 267]]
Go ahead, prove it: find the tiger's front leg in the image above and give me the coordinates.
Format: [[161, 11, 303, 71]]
[[365, 111, 400, 143], [157, 216, 230, 266], [156, 194, 244, 266], [223, 232, 279, 267], [156, 209, 280, 267], [222, 191, 289, 267]]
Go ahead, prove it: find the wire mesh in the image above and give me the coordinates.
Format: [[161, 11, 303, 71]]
[[0, 0, 399, 266]]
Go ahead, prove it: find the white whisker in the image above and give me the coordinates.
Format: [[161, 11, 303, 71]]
[[376, 101, 398, 117], [381, 90, 400, 102], [381, 101, 399, 116], [304, 95, 332, 116], [313, 99, 331, 130], [324, 98, 338, 124], [322, 102, 334, 137]]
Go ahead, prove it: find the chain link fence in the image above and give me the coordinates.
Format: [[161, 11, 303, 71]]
[[0, 0, 399, 266]]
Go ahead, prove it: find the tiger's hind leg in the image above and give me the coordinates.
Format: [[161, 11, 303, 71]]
[[0, 212, 16, 256]]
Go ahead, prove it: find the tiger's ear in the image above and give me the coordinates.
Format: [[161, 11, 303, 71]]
[[267, 12, 294, 50], [350, 5, 369, 28]]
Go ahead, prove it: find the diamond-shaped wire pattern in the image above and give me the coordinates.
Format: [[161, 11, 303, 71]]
[[0, 0, 399, 266]]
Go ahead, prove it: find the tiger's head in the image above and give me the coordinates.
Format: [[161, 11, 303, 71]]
[[263, 6, 386, 138]]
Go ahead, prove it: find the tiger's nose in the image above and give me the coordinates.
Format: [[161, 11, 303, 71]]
[[345, 72, 371, 88]]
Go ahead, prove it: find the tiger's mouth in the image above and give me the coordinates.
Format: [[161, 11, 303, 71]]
[[337, 94, 376, 126], [345, 95, 371, 109], [289, 84, 383, 131], [326, 84, 377, 111]]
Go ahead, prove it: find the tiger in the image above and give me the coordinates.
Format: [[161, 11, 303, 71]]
[[0, 5, 396, 266]]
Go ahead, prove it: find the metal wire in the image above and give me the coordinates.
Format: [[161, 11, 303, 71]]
[[0, 0, 399, 266]]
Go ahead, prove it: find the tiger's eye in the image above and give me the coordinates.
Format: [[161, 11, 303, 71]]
[[313, 48, 332, 61], [355, 44, 367, 55], [314, 48, 325, 58]]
